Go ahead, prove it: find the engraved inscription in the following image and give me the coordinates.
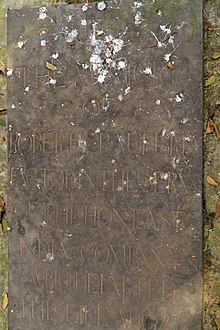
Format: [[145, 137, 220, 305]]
[[9, 130, 198, 157], [8, 1, 202, 329], [10, 167, 190, 194]]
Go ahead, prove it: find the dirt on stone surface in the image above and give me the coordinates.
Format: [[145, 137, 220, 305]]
[[0, 0, 219, 329]]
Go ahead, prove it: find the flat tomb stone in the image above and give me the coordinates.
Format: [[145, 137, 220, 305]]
[[8, 1, 203, 329]]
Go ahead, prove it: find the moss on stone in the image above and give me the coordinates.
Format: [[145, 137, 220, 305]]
[[203, 0, 220, 328]]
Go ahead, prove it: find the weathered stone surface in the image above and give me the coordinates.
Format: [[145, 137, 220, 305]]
[[8, 1, 203, 329]]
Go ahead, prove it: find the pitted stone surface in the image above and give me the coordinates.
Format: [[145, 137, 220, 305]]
[[8, 1, 203, 329]]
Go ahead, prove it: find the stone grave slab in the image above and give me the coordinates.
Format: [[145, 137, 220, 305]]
[[7, 1, 203, 329]]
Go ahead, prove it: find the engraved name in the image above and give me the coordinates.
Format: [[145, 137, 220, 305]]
[[9, 130, 197, 157]]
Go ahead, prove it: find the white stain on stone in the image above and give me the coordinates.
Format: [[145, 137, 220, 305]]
[[41, 39, 46, 46], [66, 15, 73, 23], [149, 175, 157, 185], [66, 29, 79, 43], [46, 253, 54, 262], [7, 69, 13, 77], [181, 117, 189, 124], [160, 24, 171, 36], [163, 53, 171, 62], [162, 129, 167, 137], [168, 34, 175, 47], [163, 45, 179, 62], [151, 23, 181, 54], [160, 173, 169, 180], [134, 1, 143, 9], [125, 86, 131, 95], [78, 135, 86, 152], [38, 7, 47, 20], [97, 1, 106, 11], [151, 31, 165, 48], [98, 73, 107, 83], [49, 78, 56, 85], [82, 3, 89, 11], [117, 60, 127, 70], [52, 53, 59, 60], [81, 19, 87, 26], [134, 11, 142, 25], [82, 63, 89, 70], [89, 23, 127, 83], [175, 93, 184, 102], [171, 156, 180, 169], [17, 40, 26, 49], [143, 67, 152, 75], [118, 94, 123, 101]]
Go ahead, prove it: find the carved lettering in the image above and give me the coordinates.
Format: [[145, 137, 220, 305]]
[[8, 129, 198, 158], [10, 167, 190, 195], [27, 267, 175, 302], [19, 238, 67, 260], [15, 201, 188, 237], [14, 65, 66, 89], [8, 2, 202, 328]]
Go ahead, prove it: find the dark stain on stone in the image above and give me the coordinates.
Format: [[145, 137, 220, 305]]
[[144, 316, 162, 329]]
